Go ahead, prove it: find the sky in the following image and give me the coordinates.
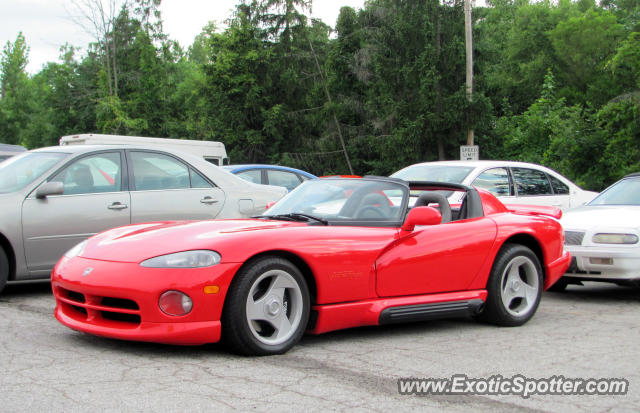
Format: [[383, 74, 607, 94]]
[[0, 0, 366, 74]]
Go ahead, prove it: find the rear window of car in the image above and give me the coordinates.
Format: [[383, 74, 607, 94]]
[[512, 167, 552, 196], [235, 169, 262, 184], [392, 165, 474, 183], [548, 174, 569, 195], [267, 170, 303, 191]]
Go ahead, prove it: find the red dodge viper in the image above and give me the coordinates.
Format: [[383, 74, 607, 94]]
[[52, 177, 570, 355]]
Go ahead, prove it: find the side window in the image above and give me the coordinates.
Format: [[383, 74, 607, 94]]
[[268, 170, 302, 191], [472, 168, 512, 196], [50, 152, 122, 195], [548, 174, 570, 195], [131, 152, 190, 191], [190, 168, 213, 188], [236, 169, 262, 184], [512, 167, 553, 196]]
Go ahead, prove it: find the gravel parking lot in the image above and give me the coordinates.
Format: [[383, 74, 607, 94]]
[[1, 280, 638, 412]]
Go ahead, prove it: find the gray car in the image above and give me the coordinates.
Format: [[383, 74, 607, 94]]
[[0, 145, 287, 292]]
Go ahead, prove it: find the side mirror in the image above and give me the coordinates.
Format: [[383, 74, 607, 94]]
[[36, 181, 64, 199], [401, 206, 441, 232]]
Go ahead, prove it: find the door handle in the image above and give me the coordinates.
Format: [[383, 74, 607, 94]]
[[200, 196, 219, 204], [108, 202, 128, 210]]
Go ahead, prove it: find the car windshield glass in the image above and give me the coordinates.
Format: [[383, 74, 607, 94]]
[[391, 165, 474, 183], [588, 178, 640, 206], [0, 152, 67, 193], [264, 179, 408, 224]]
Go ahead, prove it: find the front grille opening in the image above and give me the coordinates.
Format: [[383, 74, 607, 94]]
[[62, 288, 85, 303], [101, 311, 141, 324], [71, 305, 88, 316], [564, 231, 585, 246], [101, 297, 139, 310]]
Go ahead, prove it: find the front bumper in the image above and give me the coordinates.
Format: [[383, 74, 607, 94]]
[[52, 256, 242, 345], [564, 245, 640, 281]]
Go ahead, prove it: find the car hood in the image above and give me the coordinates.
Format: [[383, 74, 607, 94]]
[[561, 205, 640, 230], [81, 219, 303, 263]]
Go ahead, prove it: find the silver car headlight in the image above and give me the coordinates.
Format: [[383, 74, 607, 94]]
[[140, 250, 221, 268], [64, 240, 88, 258], [592, 233, 638, 245]]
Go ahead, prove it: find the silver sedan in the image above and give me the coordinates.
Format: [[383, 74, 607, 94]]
[[0, 145, 287, 292]]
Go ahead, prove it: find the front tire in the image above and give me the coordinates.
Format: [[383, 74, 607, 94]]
[[478, 244, 543, 326], [222, 257, 310, 356]]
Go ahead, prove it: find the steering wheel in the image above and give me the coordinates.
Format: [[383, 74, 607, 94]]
[[355, 205, 388, 219]]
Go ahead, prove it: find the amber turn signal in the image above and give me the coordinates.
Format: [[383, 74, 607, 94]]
[[203, 285, 220, 294]]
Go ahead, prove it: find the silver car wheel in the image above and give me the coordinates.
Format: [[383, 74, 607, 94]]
[[245, 269, 304, 346], [499, 255, 540, 317]]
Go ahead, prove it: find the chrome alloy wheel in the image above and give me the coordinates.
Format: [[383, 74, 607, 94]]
[[245, 269, 304, 346], [499, 255, 540, 317]]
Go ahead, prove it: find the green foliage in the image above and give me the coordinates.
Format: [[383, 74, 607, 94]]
[[548, 8, 626, 106], [0, 0, 638, 187], [96, 95, 148, 133], [595, 98, 640, 182], [609, 31, 640, 89]]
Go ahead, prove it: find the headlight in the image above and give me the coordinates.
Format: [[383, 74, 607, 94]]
[[64, 240, 87, 258], [140, 250, 221, 268], [592, 233, 638, 244]]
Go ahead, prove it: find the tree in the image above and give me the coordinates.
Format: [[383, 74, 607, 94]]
[[68, 0, 130, 96], [1, 32, 29, 99], [548, 8, 626, 106], [256, 0, 312, 46], [0, 33, 32, 146]]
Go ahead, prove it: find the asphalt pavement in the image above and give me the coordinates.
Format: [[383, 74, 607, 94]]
[[1, 280, 638, 412]]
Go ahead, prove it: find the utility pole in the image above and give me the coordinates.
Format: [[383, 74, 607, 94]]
[[464, 0, 474, 146], [308, 38, 354, 175]]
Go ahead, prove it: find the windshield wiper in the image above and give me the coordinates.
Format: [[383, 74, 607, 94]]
[[254, 213, 328, 226], [288, 213, 328, 225]]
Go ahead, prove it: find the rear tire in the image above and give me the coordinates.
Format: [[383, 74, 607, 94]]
[[222, 257, 310, 356], [478, 244, 543, 327], [0, 248, 8, 294]]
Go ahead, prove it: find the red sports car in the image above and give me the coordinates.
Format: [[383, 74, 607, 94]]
[[52, 177, 570, 355]]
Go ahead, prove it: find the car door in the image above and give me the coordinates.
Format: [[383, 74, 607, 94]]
[[21, 150, 130, 273], [127, 150, 225, 223], [511, 167, 569, 208], [375, 217, 497, 297]]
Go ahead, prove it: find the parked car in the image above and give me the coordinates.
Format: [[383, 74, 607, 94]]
[[391, 160, 597, 210], [0, 145, 287, 293], [0, 143, 27, 162], [223, 164, 316, 191], [52, 177, 569, 355], [554, 173, 640, 291]]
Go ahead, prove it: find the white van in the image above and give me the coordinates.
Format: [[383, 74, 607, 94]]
[[59, 134, 229, 166]]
